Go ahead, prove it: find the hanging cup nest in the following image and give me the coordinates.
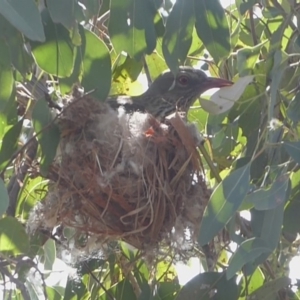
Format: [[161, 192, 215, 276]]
[[28, 88, 211, 255]]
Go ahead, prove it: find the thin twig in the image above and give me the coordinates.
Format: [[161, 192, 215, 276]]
[[249, 8, 258, 45]]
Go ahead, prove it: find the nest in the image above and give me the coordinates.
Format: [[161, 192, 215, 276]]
[[28, 89, 211, 256]]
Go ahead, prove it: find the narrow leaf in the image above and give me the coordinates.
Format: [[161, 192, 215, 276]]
[[245, 174, 289, 210], [47, 0, 75, 29], [249, 277, 290, 300], [176, 272, 239, 300], [0, 120, 23, 170], [259, 202, 285, 250], [81, 29, 111, 100], [0, 178, 9, 215], [43, 239, 56, 271], [284, 141, 300, 165], [0, 62, 14, 113], [287, 93, 300, 124], [162, 0, 194, 73], [236, 0, 258, 15], [0, 216, 29, 255], [199, 163, 251, 246], [31, 10, 74, 77], [109, 0, 156, 60], [32, 99, 60, 175], [226, 238, 270, 280], [0, 0, 45, 42], [194, 0, 230, 62], [237, 42, 266, 76]]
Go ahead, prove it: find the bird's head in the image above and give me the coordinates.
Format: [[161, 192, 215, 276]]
[[144, 66, 233, 116]]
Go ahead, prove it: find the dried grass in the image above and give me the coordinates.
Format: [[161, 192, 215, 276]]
[[28, 90, 211, 257]]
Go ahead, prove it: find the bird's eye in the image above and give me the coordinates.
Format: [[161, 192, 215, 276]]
[[178, 75, 189, 86]]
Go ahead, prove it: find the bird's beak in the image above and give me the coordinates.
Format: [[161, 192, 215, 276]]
[[201, 77, 233, 92]]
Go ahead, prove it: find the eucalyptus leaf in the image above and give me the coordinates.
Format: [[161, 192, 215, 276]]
[[31, 9, 75, 77], [226, 238, 270, 280], [245, 174, 289, 210], [109, 0, 156, 60], [0, 0, 45, 42], [81, 29, 111, 100], [0, 217, 29, 255], [194, 0, 230, 62], [162, 0, 194, 73], [0, 120, 23, 170], [176, 272, 239, 300], [47, 0, 76, 29], [0, 178, 9, 216], [32, 99, 60, 176], [199, 163, 251, 246], [249, 277, 290, 300], [284, 141, 300, 165]]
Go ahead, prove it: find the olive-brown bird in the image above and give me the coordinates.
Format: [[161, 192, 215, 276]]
[[107, 66, 233, 119]]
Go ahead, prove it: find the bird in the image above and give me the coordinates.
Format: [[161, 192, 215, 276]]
[[107, 66, 233, 119]]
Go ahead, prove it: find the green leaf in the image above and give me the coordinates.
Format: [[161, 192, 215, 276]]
[[0, 58, 14, 113], [236, 0, 258, 15], [287, 93, 300, 124], [47, 0, 76, 30], [32, 99, 60, 176], [145, 52, 168, 80], [194, 0, 230, 62], [176, 272, 239, 300], [111, 279, 136, 300], [31, 9, 75, 77], [0, 216, 29, 255], [260, 204, 285, 251], [162, 0, 194, 73], [43, 239, 56, 271], [284, 141, 300, 165], [226, 238, 270, 280], [16, 176, 48, 220], [81, 29, 111, 100], [0, 178, 9, 215], [245, 174, 289, 210], [0, 0, 45, 42], [251, 202, 285, 252], [0, 16, 33, 75], [283, 197, 300, 234], [199, 163, 251, 246], [59, 25, 85, 95], [249, 277, 290, 300], [237, 42, 266, 76], [64, 276, 88, 300], [111, 55, 143, 95], [25, 277, 42, 300], [240, 267, 264, 296], [46, 287, 62, 300], [109, 0, 156, 60], [153, 282, 180, 300], [0, 120, 23, 170]]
